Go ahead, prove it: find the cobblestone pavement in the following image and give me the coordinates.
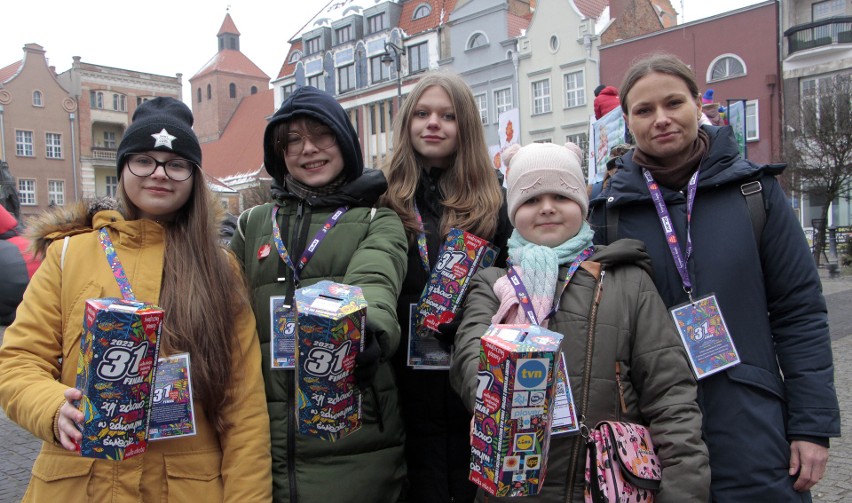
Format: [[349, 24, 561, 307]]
[[0, 274, 850, 502]]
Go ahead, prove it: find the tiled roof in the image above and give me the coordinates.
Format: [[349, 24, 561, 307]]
[[0, 60, 23, 84], [191, 50, 270, 81], [217, 13, 241, 36], [399, 0, 458, 35], [277, 40, 303, 79], [200, 88, 274, 180], [507, 11, 532, 38], [574, 0, 608, 19]]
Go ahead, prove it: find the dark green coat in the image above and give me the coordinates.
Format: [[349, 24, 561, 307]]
[[230, 169, 408, 502], [451, 240, 709, 502]]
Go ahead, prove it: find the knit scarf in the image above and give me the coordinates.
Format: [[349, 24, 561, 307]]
[[631, 128, 709, 190], [284, 173, 347, 200], [491, 223, 595, 327]]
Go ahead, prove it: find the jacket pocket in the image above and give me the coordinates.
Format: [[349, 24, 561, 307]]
[[164, 450, 224, 501], [27, 453, 95, 501], [726, 362, 786, 400], [63, 281, 103, 361]]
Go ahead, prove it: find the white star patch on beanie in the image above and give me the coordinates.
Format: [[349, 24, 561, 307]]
[[151, 128, 177, 149]]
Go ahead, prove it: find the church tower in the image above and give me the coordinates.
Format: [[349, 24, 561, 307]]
[[190, 12, 270, 143]]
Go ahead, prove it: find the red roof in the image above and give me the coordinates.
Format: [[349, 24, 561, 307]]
[[191, 50, 270, 81], [399, 0, 458, 36], [0, 60, 22, 84], [574, 0, 608, 19], [200, 88, 274, 180], [277, 40, 303, 80], [507, 12, 532, 38], [217, 13, 241, 36]]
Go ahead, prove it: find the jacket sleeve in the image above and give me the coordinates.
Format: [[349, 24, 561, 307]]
[[228, 209, 250, 267], [627, 269, 710, 503], [219, 253, 273, 502], [0, 239, 70, 443], [759, 176, 839, 438], [450, 269, 501, 413], [343, 208, 408, 357]]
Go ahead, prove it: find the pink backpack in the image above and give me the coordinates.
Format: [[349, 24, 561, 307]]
[[584, 421, 662, 503]]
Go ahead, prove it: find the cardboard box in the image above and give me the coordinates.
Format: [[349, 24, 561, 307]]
[[409, 228, 498, 368], [469, 324, 563, 497], [295, 281, 366, 441], [75, 298, 163, 460]]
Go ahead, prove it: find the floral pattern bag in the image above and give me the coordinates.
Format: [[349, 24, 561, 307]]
[[584, 420, 662, 503]]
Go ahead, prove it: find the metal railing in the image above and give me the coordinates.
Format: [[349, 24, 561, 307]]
[[786, 17, 852, 55]]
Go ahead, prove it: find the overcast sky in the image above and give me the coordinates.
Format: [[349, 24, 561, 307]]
[[1, 0, 768, 103]]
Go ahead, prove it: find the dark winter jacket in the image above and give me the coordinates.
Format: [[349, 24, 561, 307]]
[[0, 205, 40, 324], [451, 239, 709, 502], [589, 125, 840, 502], [593, 86, 620, 120], [231, 85, 408, 503]]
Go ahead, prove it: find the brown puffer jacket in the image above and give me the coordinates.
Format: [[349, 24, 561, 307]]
[[450, 239, 709, 502]]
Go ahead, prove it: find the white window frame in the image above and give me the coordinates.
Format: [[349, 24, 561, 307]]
[[33, 90, 43, 107], [474, 93, 488, 124], [413, 4, 431, 20], [105, 175, 119, 198], [706, 54, 747, 82], [338, 64, 356, 93], [371, 56, 390, 83], [18, 179, 36, 205], [367, 13, 385, 34], [45, 132, 62, 159], [307, 73, 324, 91], [467, 32, 488, 50], [746, 100, 759, 141], [335, 25, 353, 45], [563, 69, 585, 108], [566, 132, 588, 156], [104, 131, 116, 150], [48, 179, 65, 206], [409, 42, 429, 73], [813, 0, 844, 20], [16, 130, 34, 157], [494, 87, 512, 119], [305, 37, 321, 55], [90, 90, 104, 109], [531, 78, 552, 115]]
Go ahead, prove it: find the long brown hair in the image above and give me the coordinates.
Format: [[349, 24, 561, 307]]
[[120, 170, 247, 433], [381, 72, 503, 243], [619, 53, 701, 113]]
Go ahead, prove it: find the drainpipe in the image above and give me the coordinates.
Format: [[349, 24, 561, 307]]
[[0, 104, 5, 161], [69, 112, 79, 202]]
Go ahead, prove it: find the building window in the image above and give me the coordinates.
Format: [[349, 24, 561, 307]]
[[90, 90, 104, 109], [281, 84, 294, 101], [305, 37, 321, 55], [371, 56, 390, 83], [367, 14, 385, 34], [563, 70, 585, 108], [229, 83, 237, 98], [33, 90, 43, 107], [289, 51, 302, 63], [475, 93, 488, 124], [336, 26, 353, 45], [746, 100, 759, 141], [19, 179, 36, 205], [338, 64, 356, 93], [104, 131, 116, 149], [45, 133, 62, 159], [531, 79, 552, 115], [409, 42, 428, 73], [549, 35, 560, 52], [16, 130, 34, 157], [48, 180, 65, 206], [495, 87, 512, 117], [708, 55, 746, 82], [251, 86, 258, 95], [307, 73, 324, 91], [467, 33, 487, 50], [534, 138, 553, 144], [197, 88, 202, 103], [812, 0, 844, 20], [413, 4, 431, 20], [566, 133, 589, 160], [105, 175, 118, 198], [207, 84, 212, 100], [112, 94, 126, 112]]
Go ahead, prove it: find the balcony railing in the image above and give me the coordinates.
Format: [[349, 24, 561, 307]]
[[786, 16, 852, 55], [91, 147, 116, 161]]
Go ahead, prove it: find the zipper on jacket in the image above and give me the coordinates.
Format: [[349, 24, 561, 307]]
[[566, 270, 605, 502], [287, 201, 306, 503], [615, 362, 628, 418]]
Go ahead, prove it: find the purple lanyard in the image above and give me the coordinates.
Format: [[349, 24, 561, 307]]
[[98, 228, 136, 301], [271, 205, 348, 283], [413, 204, 430, 274], [506, 246, 594, 325], [642, 168, 699, 293]]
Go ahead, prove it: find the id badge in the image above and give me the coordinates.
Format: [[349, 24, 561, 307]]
[[270, 296, 297, 369], [550, 355, 579, 436], [407, 303, 451, 369], [149, 352, 196, 440], [669, 293, 740, 379]]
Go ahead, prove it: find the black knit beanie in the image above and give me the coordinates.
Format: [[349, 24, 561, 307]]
[[116, 97, 201, 178]]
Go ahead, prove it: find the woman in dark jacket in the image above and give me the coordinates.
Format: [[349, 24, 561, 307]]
[[589, 53, 840, 502]]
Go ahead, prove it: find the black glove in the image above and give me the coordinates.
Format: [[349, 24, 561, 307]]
[[434, 307, 465, 351], [354, 331, 381, 391]]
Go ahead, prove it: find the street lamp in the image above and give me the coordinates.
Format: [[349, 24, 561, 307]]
[[381, 41, 405, 102]]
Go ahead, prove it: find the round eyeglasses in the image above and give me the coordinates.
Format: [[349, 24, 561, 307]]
[[280, 131, 336, 156], [125, 153, 197, 181]]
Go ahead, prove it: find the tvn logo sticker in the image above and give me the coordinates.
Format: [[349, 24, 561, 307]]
[[514, 358, 549, 390]]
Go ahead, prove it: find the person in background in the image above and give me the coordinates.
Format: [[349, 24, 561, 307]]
[[593, 85, 620, 120], [451, 141, 709, 502], [589, 53, 840, 502], [380, 71, 512, 503], [0, 204, 41, 324], [230, 86, 408, 502], [0, 97, 272, 501], [588, 143, 632, 201]]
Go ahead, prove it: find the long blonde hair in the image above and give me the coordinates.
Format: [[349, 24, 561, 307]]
[[120, 170, 247, 433], [381, 72, 503, 243]]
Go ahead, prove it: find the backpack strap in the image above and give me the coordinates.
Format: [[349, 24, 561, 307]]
[[741, 179, 765, 248], [60, 236, 70, 271]]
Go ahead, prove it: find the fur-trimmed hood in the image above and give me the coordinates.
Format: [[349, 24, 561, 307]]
[[26, 197, 122, 259]]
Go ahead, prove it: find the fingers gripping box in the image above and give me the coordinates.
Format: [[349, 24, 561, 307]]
[[470, 324, 563, 497], [75, 298, 163, 460], [295, 281, 366, 441]]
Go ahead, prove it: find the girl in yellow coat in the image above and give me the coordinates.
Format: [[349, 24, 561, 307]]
[[0, 98, 272, 502]]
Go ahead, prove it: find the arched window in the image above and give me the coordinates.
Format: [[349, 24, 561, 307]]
[[207, 84, 212, 100], [197, 88, 202, 103], [289, 51, 302, 64], [707, 54, 746, 82], [32, 90, 43, 107], [467, 32, 488, 50], [251, 86, 258, 95], [413, 4, 431, 20], [229, 83, 237, 98]]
